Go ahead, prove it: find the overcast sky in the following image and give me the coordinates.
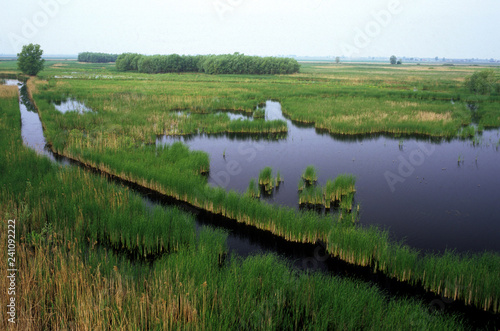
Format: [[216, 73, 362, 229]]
[[1, 0, 498, 59]]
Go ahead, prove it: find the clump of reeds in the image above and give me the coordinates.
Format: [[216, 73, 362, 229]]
[[258, 167, 274, 193], [302, 165, 318, 184], [246, 178, 260, 198], [298, 185, 324, 205], [298, 171, 356, 212], [324, 174, 356, 208], [257, 167, 283, 194], [253, 108, 265, 119]]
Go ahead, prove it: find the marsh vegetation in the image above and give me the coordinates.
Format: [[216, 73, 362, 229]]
[[1, 60, 499, 328]]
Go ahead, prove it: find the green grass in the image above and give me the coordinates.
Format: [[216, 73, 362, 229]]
[[302, 165, 318, 184], [253, 108, 265, 119], [258, 166, 274, 193], [246, 178, 260, 198], [299, 173, 356, 211]]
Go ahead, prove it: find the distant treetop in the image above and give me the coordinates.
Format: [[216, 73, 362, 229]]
[[78, 52, 119, 63]]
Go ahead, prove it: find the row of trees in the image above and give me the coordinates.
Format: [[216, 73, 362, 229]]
[[115, 53, 300, 75], [78, 52, 119, 63]]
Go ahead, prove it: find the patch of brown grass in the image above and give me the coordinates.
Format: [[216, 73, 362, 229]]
[[0, 85, 18, 98], [415, 111, 452, 122], [51, 63, 68, 67]]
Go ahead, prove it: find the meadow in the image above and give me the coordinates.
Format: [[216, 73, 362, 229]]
[[1, 60, 499, 327]]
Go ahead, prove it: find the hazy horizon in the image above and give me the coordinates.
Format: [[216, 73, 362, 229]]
[[1, 0, 499, 59]]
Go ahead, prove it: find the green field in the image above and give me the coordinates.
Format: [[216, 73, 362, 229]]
[[1, 60, 499, 328]]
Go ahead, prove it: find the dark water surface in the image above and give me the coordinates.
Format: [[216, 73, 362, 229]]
[[158, 101, 500, 254]]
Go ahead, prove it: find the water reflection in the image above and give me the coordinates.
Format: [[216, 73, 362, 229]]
[[52, 98, 93, 114]]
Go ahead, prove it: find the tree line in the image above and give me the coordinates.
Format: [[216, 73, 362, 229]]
[[78, 52, 119, 63], [115, 52, 300, 75]]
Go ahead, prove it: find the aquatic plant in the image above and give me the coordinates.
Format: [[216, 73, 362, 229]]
[[246, 178, 260, 198], [253, 108, 265, 119], [302, 165, 318, 184], [258, 166, 274, 193], [275, 170, 283, 187]]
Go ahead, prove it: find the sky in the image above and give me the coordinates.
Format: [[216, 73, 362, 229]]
[[0, 0, 499, 59]]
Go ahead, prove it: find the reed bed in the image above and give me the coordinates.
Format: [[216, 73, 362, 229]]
[[19, 66, 500, 313], [0, 91, 196, 259], [0, 216, 467, 330], [0, 88, 471, 329]]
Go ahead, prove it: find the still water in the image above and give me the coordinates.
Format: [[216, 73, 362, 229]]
[[158, 101, 500, 253]]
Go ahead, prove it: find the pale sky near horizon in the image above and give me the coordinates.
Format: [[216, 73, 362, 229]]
[[0, 0, 498, 59]]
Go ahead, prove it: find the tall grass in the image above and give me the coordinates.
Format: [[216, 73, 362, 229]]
[[0, 86, 470, 329], [245, 178, 260, 198], [298, 172, 356, 211], [302, 165, 318, 184], [258, 166, 274, 193], [21, 67, 500, 313]]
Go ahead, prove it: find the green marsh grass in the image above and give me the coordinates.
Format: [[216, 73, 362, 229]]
[[258, 166, 274, 193], [246, 178, 260, 198], [275, 170, 283, 187], [253, 108, 265, 119], [0, 87, 472, 329], [257, 166, 283, 194], [11, 64, 500, 313], [302, 165, 318, 184]]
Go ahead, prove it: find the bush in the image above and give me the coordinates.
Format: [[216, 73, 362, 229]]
[[465, 69, 499, 95]]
